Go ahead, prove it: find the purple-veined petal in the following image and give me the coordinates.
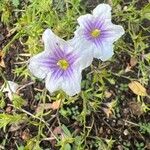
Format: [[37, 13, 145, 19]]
[[73, 4, 124, 61], [102, 23, 125, 42], [93, 42, 114, 61], [93, 3, 112, 20], [45, 72, 63, 93], [42, 28, 66, 52], [68, 37, 93, 69], [62, 70, 81, 96], [29, 28, 89, 96], [77, 14, 93, 28], [28, 51, 51, 79]]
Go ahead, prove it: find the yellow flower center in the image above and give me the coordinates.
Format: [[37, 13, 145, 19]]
[[91, 29, 101, 38], [57, 59, 69, 70]]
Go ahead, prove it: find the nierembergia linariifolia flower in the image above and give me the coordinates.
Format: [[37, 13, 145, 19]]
[[28, 29, 92, 96], [70, 3, 125, 61]]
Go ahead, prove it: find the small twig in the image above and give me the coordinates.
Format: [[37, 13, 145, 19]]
[[14, 61, 28, 65], [21, 108, 59, 141], [8, 104, 59, 141], [41, 137, 56, 141], [17, 81, 35, 92], [109, 71, 137, 81], [123, 119, 139, 126], [102, 118, 114, 131]]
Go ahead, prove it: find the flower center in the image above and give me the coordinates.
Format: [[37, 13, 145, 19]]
[[91, 29, 101, 38], [57, 59, 69, 70]]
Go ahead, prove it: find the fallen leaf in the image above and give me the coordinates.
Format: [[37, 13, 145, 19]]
[[125, 57, 137, 72], [104, 90, 112, 98], [53, 126, 62, 136], [125, 63, 132, 72], [102, 100, 117, 118], [49, 126, 62, 147], [1, 81, 19, 100], [128, 81, 147, 96], [129, 101, 143, 116], [50, 100, 61, 110], [0, 51, 5, 68], [36, 103, 50, 112], [102, 107, 112, 118], [9, 123, 21, 132], [36, 100, 61, 112], [21, 129, 31, 141], [130, 57, 137, 67]]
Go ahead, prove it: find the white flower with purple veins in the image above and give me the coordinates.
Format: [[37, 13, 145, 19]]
[[71, 4, 125, 61], [28, 29, 92, 96]]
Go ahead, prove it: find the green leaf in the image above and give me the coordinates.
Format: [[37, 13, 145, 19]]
[[144, 53, 150, 62], [62, 124, 72, 137], [0, 97, 6, 108], [0, 113, 25, 131], [11, 0, 20, 7], [141, 4, 150, 20], [139, 122, 150, 134], [64, 143, 71, 150], [12, 94, 26, 109], [25, 137, 42, 150]]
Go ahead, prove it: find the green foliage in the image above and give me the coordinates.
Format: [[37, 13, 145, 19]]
[[14, 65, 30, 79], [89, 137, 115, 150], [141, 3, 150, 20], [0, 0, 11, 25], [11, 0, 20, 7], [16, 145, 25, 150], [0, 96, 5, 108], [0, 113, 25, 131], [139, 122, 150, 134], [0, 92, 5, 108], [123, 141, 131, 150], [57, 125, 74, 150], [25, 137, 42, 150], [12, 94, 26, 109], [135, 142, 145, 150]]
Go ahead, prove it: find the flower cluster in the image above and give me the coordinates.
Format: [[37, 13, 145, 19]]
[[28, 4, 125, 96]]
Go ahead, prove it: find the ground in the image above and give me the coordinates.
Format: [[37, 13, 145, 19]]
[[0, 0, 150, 150]]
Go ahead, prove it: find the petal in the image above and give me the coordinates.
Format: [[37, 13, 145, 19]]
[[77, 14, 93, 28], [73, 26, 86, 38], [28, 51, 50, 79], [103, 23, 125, 42], [93, 42, 114, 61], [45, 73, 62, 93], [42, 28, 65, 52], [68, 37, 93, 69], [93, 3, 112, 20], [62, 70, 82, 96]]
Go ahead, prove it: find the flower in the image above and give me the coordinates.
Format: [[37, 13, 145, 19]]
[[70, 3, 125, 61], [28, 29, 92, 96]]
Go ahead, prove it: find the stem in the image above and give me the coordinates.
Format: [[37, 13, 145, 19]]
[[3, 32, 21, 53], [9, 104, 59, 141], [123, 119, 139, 126]]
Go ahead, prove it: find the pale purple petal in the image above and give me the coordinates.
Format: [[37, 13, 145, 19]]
[[73, 4, 124, 61], [93, 3, 112, 20]]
